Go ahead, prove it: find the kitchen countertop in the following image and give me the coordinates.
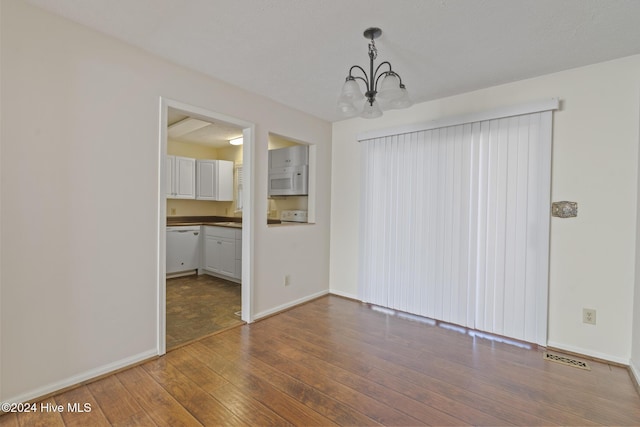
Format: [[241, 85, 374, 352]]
[[167, 215, 240, 228], [167, 222, 242, 228], [167, 216, 283, 228]]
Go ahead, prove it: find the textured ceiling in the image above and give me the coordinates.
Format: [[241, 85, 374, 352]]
[[26, 0, 640, 122]]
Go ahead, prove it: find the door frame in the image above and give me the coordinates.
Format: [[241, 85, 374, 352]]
[[157, 97, 255, 355]]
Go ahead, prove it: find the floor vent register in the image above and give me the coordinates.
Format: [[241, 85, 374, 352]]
[[543, 352, 591, 371]]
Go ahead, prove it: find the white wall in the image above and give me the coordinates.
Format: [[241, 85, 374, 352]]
[[0, 0, 331, 402], [331, 55, 640, 364]]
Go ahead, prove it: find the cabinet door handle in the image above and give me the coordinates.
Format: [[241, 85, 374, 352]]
[[193, 232, 199, 236]]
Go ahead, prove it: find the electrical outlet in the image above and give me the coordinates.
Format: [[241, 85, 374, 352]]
[[583, 308, 596, 325], [284, 274, 291, 286]]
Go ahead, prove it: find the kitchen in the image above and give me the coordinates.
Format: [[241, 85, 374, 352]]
[[165, 107, 311, 349]]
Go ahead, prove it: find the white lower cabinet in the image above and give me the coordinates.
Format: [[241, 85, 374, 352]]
[[202, 226, 242, 282], [204, 236, 235, 276]]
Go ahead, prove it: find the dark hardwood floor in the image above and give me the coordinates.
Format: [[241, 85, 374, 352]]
[[166, 274, 243, 350], [2, 295, 640, 426]]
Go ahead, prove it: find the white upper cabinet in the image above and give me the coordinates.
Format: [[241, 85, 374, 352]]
[[269, 145, 308, 170], [196, 160, 217, 200], [217, 160, 234, 201], [196, 160, 233, 201], [166, 156, 196, 199]]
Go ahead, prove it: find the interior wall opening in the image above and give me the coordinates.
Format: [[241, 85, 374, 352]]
[[158, 98, 254, 355], [267, 132, 317, 225]]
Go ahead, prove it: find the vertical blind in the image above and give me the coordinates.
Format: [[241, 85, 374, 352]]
[[358, 110, 552, 345]]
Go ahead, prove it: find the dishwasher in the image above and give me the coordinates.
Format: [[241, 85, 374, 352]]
[[166, 226, 200, 275]]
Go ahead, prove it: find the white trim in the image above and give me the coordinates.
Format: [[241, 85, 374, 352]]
[[358, 98, 560, 141], [630, 359, 640, 387], [253, 290, 329, 321], [307, 144, 317, 224], [241, 125, 255, 323], [158, 98, 255, 357], [2, 349, 157, 405], [200, 270, 241, 284], [329, 289, 359, 300], [547, 340, 630, 365], [157, 99, 168, 355]]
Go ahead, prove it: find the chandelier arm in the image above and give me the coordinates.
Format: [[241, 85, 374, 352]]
[[348, 65, 370, 87], [374, 61, 393, 76], [372, 61, 393, 91], [373, 72, 388, 92], [351, 76, 369, 87], [349, 65, 368, 79]]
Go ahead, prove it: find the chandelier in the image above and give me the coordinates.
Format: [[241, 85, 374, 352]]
[[338, 27, 412, 119]]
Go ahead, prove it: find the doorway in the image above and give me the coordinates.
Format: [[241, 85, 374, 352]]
[[166, 274, 241, 349], [158, 98, 254, 355]]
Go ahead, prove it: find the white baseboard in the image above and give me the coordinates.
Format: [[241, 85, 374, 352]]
[[630, 359, 640, 387], [546, 340, 629, 365], [253, 289, 329, 321], [3, 348, 157, 405], [200, 270, 241, 284], [329, 289, 359, 300], [166, 269, 198, 279]]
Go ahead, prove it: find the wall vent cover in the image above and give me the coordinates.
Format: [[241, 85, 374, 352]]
[[543, 352, 591, 370]]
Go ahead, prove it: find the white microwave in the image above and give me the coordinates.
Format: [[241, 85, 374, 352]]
[[268, 165, 308, 196]]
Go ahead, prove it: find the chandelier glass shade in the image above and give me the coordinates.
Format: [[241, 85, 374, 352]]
[[338, 27, 412, 119]]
